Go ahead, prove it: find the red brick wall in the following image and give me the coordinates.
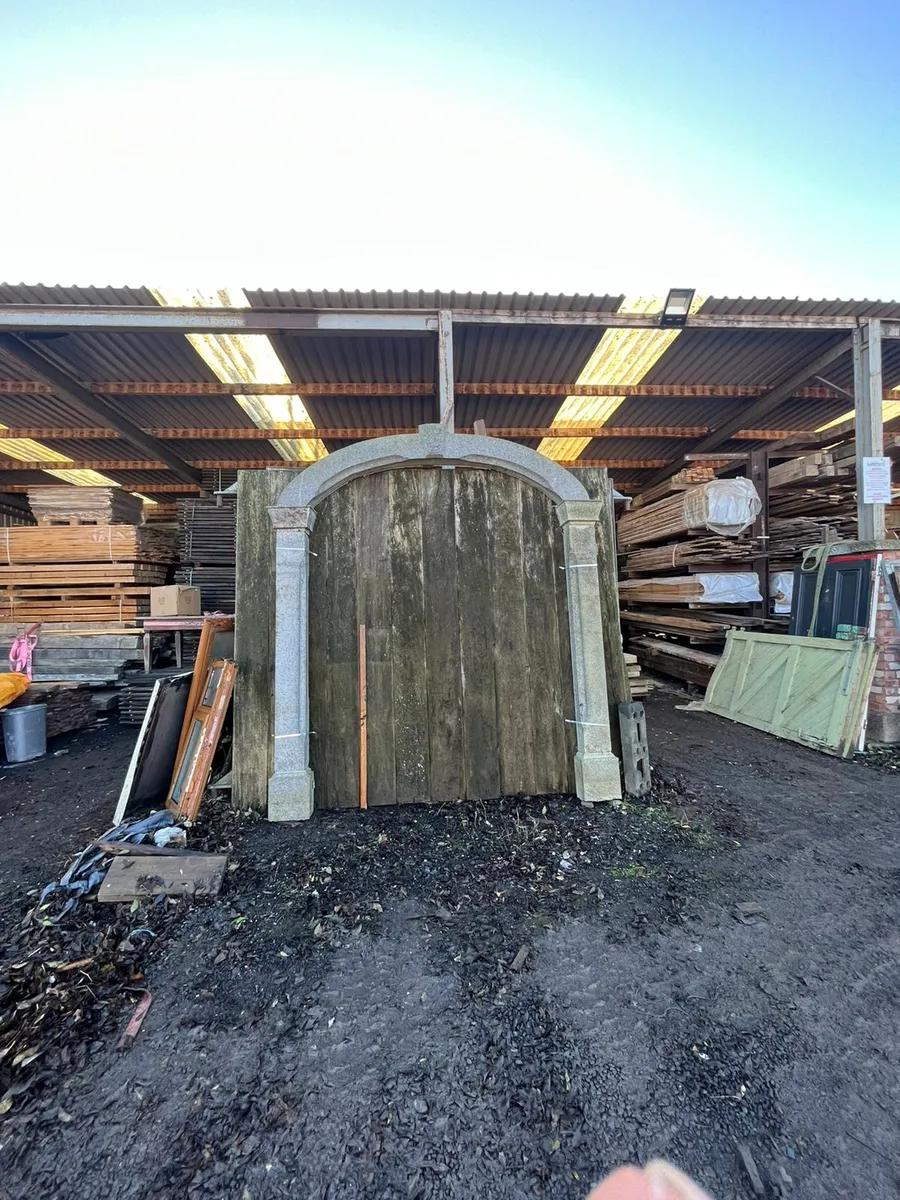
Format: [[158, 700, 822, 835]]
[[869, 549, 900, 722]]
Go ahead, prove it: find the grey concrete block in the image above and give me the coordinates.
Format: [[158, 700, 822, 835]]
[[618, 701, 651, 797]]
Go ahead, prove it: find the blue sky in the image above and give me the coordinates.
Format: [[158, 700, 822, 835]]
[[1, 0, 898, 297]]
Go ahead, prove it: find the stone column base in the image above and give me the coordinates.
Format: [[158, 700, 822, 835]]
[[575, 751, 622, 805], [268, 769, 315, 821], [866, 710, 900, 746]]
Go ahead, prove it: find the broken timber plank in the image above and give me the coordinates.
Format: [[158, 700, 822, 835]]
[[98, 854, 228, 901]]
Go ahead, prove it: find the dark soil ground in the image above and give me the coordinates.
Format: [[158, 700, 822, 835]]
[[1, 696, 899, 1200]]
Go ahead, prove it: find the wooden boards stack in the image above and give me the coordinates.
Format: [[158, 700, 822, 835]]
[[0, 525, 175, 564], [622, 535, 759, 576], [0, 525, 175, 622], [624, 651, 651, 698], [630, 637, 721, 687], [176, 498, 236, 612], [27, 486, 144, 526], [12, 682, 96, 737]]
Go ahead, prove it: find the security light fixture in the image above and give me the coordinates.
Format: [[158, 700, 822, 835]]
[[660, 288, 696, 328]]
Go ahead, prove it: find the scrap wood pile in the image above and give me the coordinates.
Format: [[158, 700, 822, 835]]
[[0, 518, 175, 623], [175, 497, 237, 612], [616, 475, 763, 688], [0, 810, 230, 1117]]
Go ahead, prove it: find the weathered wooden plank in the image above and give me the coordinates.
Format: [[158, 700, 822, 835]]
[[488, 475, 534, 796], [355, 472, 395, 806], [550, 500, 578, 792], [595, 468, 630, 752], [389, 470, 430, 803], [454, 469, 501, 800], [233, 468, 293, 811], [98, 854, 228, 901], [308, 489, 332, 805], [420, 467, 464, 802], [521, 481, 569, 793], [322, 482, 359, 808]]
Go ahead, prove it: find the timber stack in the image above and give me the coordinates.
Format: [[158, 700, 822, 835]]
[[175, 496, 237, 612], [616, 475, 763, 688], [27, 485, 144, 526], [0, 524, 176, 622]]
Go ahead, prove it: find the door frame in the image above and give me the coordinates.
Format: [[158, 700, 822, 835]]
[[266, 423, 622, 819]]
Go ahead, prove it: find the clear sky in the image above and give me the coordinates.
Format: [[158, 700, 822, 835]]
[[1, 0, 898, 298]]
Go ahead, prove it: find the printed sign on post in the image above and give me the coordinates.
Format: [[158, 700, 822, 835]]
[[862, 456, 892, 505]]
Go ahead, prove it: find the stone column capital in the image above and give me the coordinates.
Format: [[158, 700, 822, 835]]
[[556, 500, 603, 527], [268, 505, 317, 532]]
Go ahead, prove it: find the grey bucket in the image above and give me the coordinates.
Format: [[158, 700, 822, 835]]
[[2, 702, 47, 763]]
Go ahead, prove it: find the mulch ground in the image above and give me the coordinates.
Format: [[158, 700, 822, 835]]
[[1, 697, 899, 1199]]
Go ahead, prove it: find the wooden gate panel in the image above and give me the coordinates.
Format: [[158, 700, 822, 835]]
[[454, 469, 502, 800], [388, 471, 430, 804], [355, 472, 395, 807], [488, 476, 535, 796], [521, 482, 571, 794], [421, 468, 465, 802]]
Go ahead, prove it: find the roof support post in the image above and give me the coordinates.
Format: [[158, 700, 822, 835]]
[[853, 319, 886, 541], [436, 310, 455, 429], [0, 334, 203, 488]]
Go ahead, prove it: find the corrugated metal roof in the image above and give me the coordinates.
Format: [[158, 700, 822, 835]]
[[699, 296, 900, 319], [0, 284, 897, 494], [247, 289, 625, 313], [643, 329, 848, 388]]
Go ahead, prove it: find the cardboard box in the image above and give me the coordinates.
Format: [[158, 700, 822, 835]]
[[150, 585, 201, 617]]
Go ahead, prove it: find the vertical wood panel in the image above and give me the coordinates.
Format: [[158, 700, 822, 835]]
[[488, 476, 535, 795], [233, 468, 294, 810], [308, 488, 332, 805], [551, 499, 578, 791], [316, 483, 359, 808], [521, 480, 569, 793], [420, 468, 465, 801], [389, 470, 430, 803], [454, 469, 501, 800], [355, 473, 395, 806]]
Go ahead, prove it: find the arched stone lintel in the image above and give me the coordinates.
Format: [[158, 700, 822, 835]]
[[273, 424, 589, 509]]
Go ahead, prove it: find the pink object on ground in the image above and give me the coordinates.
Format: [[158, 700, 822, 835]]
[[9, 622, 40, 680]]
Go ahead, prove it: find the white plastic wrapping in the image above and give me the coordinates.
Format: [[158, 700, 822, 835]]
[[682, 478, 762, 536], [694, 572, 763, 604], [770, 571, 794, 615]]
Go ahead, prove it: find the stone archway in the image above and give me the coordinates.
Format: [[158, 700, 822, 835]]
[[267, 424, 621, 819]]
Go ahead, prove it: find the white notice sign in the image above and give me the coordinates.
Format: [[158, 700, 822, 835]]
[[862, 456, 892, 505]]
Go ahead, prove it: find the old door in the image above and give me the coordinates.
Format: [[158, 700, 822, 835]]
[[308, 466, 575, 808]]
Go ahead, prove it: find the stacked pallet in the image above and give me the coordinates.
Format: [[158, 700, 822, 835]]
[[27, 486, 143, 526], [0, 526, 175, 622], [175, 497, 236, 612]]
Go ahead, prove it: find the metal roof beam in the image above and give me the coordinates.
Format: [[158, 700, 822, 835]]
[[0, 334, 203, 487], [0, 456, 675, 472], [0, 425, 812, 442], [0, 307, 437, 334], [0, 379, 863, 399], [0, 305, 881, 333]]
